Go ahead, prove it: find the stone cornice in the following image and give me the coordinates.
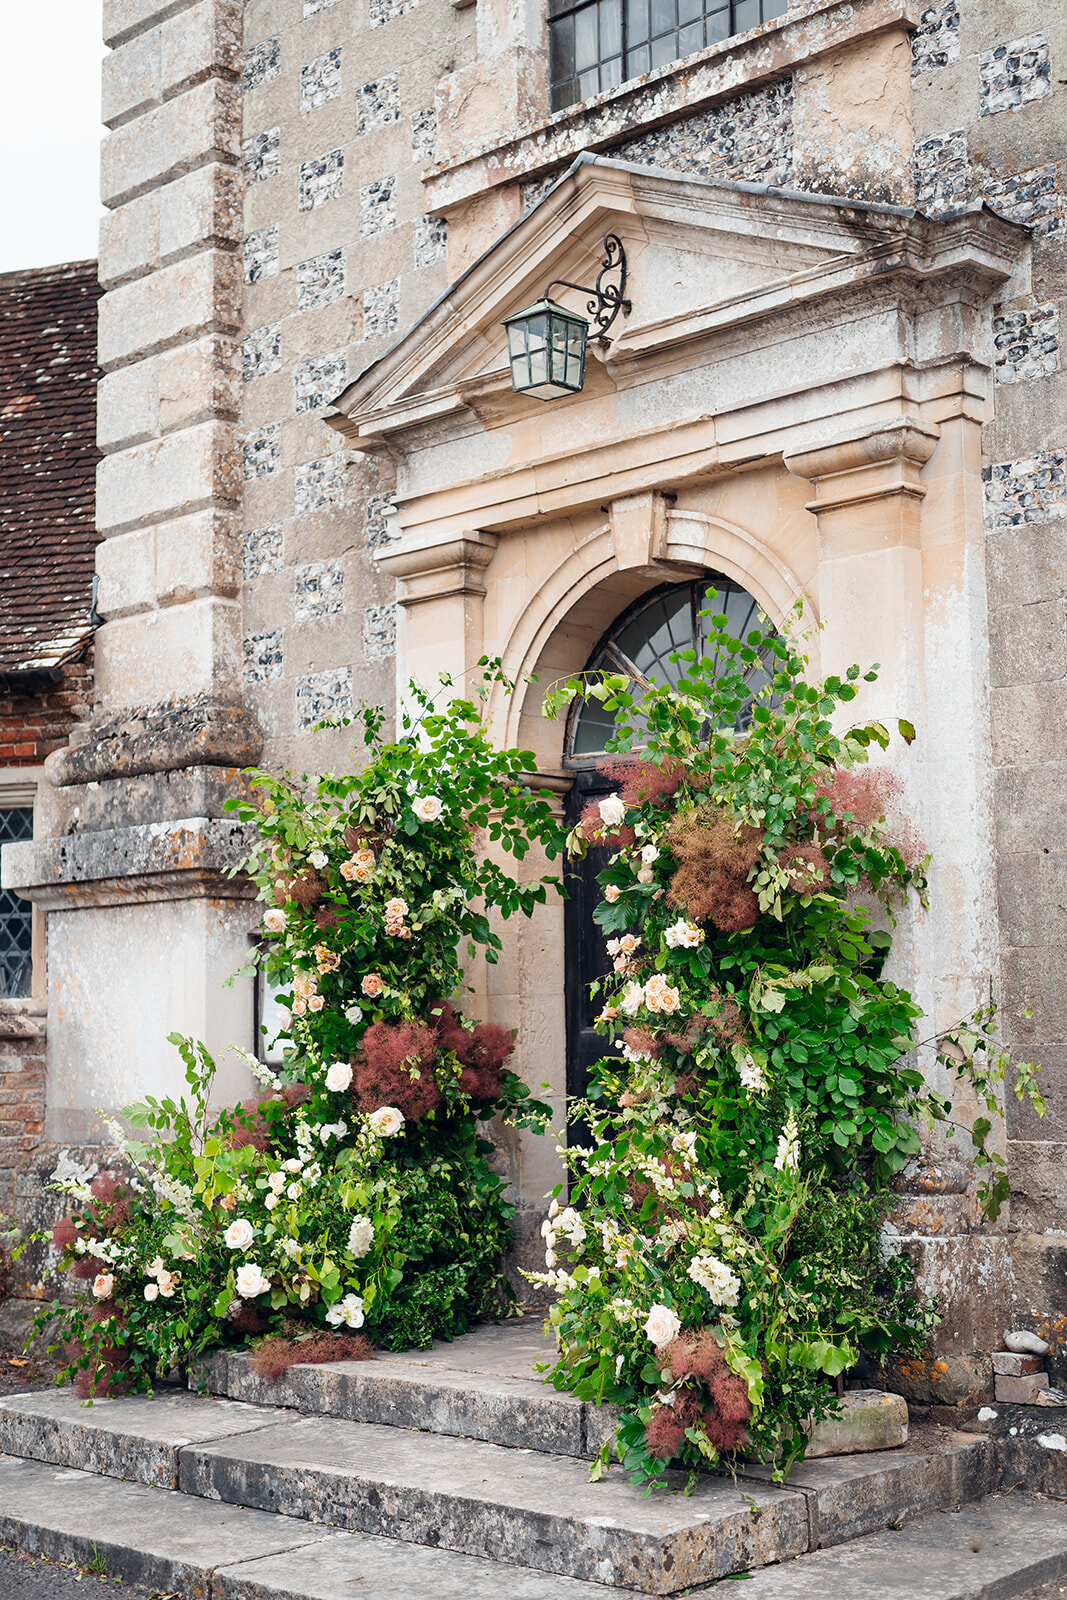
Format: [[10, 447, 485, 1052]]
[[2, 817, 256, 909]]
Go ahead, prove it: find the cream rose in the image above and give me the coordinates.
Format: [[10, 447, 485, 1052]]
[[384, 898, 408, 920], [413, 795, 443, 823], [263, 908, 287, 934], [143, 1282, 159, 1302], [361, 973, 384, 998], [235, 1262, 271, 1299], [603, 884, 621, 903], [644, 1303, 682, 1348], [224, 1218, 255, 1251], [308, 994, 325, 1012], [368, 1105, 405, 1138], [308, 849, 328, 870], [640, 843, 660, 865], [325, 1061, 353, 1092], [92, 1273, 114, 1300], [620, 980, 645, 1016], [157, 1270, 178, 1299], [598, 795, 626, 827]]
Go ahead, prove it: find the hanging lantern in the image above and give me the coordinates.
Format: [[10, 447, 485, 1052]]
[[502, 234, 630, 401], [503, 298, 589, 400]]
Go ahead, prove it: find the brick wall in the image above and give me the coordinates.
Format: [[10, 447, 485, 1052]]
[[0, 1003, 46, 1223], [0, 653, 93, 767]]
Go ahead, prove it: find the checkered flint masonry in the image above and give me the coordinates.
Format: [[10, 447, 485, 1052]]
[[983, 450, 1067, 528]]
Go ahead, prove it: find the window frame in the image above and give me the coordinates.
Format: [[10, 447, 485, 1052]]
[[0, 767, 44, 1002], [548, 0, 789, 112]]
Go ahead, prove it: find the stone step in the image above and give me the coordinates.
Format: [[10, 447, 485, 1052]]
[[0, 1386, 999, 1593], [2, 1449, 1065, 1600], [0, 1452, 644, 1600], [192, 1318, 907, 1463]]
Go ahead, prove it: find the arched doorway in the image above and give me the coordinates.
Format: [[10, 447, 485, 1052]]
[[562, 573, 776, 1104]]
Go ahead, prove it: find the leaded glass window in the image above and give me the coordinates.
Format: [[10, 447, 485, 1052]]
[[0, 808, 33, 998], [549, 0, 789, 111], [566, 576, 776, 762]]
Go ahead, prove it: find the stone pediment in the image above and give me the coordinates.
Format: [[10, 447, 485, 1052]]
[[328, 152, 1024, 450]]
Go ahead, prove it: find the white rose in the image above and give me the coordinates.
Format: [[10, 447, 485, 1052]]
[[598, 795, 626, 827], [224, 1218, 255, 1251], [347, 1216, 375, 1258], [287, 1182, 303, 1199], [268, 1171, 286, 1193], [325, 1061, 353, 1093], [92, 1273, 114, 1300], [413, 795, 443, 823], [264, 1193, 278, 1211], [637, 866, 655, 885], [643, 1303, 682, 1348], [143, 1282, 159, 1302], [640, 844, 660, 865], [344, 1004, 363, 1025], [263, 908, 287, 934], [235, 1263, 271, 1299], [284, 1158, 303, 1173], [368, 1105, 405, 1138], [325, 1292, 365, 1329], [309, 850, 328, 870], [158, 1271, 177, 1299]]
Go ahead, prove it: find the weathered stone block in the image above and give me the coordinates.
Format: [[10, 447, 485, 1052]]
[[995, 1372, 1050, 1403], [992, 1350, 1045, 1376], [94, 597, 243, 709], [102, 0, 241, 129], [97, 337, 240, 452], [998, 854, 1067, 947], [101, 78, 241, 208], [98, 250, 241, 370], [96, 527, 157, 617], [97, 422, 240, 536], [103, 0, 202, 48], [805, 1390, 909, 1457], [99, 164, 242, 288], [988, 599, 1067, 687], [987, 524, 1067, 610], [991, 682, 1067, 765]]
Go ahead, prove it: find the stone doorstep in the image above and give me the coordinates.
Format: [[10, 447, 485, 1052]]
[[192, 1319, 907, 1463], [0, 1387, 999, 1593], [2, 1456, 1067, 1600]]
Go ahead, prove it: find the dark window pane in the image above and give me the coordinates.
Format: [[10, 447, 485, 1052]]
[[577, 65, 600, 97], [677, 0, 701, 25], [733, 0, 760, 29], [574, 3, 599, 69], [650, 0, 676, 37], [678, 19, 703, 53], [0, 808, 33, 1000], [550, 16, 575, 88], [650, 28, 678, 64], [601, 0, 622, 57], [625, 41, 650, 74]]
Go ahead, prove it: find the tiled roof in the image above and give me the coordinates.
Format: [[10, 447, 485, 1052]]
[[0, 260, 101, 674]]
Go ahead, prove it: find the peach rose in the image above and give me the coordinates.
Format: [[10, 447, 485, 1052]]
[[362, 973, 384, 998]]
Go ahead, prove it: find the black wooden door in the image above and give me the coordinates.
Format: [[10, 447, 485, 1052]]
[[564, 768, 621, 1105]]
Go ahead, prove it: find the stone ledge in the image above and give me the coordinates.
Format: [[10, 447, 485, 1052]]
[[1, 817, 256, 909], [45, 700, 261, 787]]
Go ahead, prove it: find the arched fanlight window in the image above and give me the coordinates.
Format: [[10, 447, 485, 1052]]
[[565, 576, 777, 764]]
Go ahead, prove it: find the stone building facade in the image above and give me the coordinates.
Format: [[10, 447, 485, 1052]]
[[4, 0, 1066, 1391]]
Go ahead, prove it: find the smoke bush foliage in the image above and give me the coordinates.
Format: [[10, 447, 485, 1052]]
[[537, 610, 1041, 1486]]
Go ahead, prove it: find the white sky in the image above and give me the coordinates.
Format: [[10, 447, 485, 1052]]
[[0, 1, 106, 272]]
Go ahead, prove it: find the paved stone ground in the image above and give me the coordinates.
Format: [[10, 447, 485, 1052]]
[[0, 1547, 162, 1599]]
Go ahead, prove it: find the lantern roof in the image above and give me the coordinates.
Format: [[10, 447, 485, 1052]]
[[503, 296, 590, 329]]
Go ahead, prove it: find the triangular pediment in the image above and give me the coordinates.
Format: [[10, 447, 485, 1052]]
[[327, 153, 1020, 449]]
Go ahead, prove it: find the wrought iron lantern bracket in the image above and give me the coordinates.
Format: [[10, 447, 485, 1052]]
[[546, 234, 630, 343]]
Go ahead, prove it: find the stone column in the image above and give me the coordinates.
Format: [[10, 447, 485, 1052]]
[[1, 0, 260, 1146], [786, 409, 1007, 1404]]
